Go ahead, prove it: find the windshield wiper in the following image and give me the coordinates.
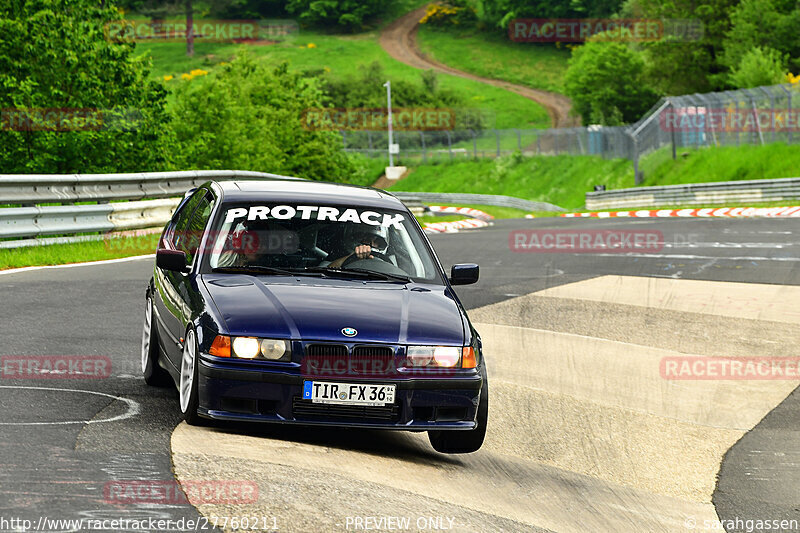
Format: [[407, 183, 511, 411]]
[[347, 268, 411, 283], [303, 266, 410, 283], [212, 265, 313, 277]]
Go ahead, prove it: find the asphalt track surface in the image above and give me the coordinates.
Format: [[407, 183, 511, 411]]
[[1, 216, 799, 532]]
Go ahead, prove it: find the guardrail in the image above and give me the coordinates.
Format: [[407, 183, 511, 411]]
[[586, 177, 800, 210], [0, 170, 299, 206], [0, 199, 181, 240], [0, 171, 561, 248], [392, 192, 563, 212]]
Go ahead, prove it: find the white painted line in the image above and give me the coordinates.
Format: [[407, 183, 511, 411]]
[[587, 253, 800, 262], [0, 385, 140, 426], [0, 254, 154, 276]]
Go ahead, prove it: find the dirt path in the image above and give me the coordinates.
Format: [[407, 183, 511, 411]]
[[379, 6, 579, 129]]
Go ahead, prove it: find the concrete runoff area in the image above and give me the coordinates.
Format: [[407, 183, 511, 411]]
[[171, 275, 800, 532]]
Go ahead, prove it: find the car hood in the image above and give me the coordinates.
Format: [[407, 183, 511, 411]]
[[202, 275, 465, 345]]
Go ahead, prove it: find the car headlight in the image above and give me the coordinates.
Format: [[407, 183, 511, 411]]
[[232, 337, 260, 359], [260, 339, 289, 360], [211, 335, 291, 361], [405, 346, 469, 368]]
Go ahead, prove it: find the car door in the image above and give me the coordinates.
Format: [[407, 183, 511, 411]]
[[154, 188, 214, 368]]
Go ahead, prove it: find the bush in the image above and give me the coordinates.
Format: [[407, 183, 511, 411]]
[[285, 0, 390, 31], [476, 0, 624, 30], [564, 39, 658, 125], [419, 1, 477, 27], [0, 0, 173, 173], [170, 52, 362, 182], [729, 47, 787, 88]]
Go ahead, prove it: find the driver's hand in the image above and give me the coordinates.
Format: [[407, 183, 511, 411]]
[[354, 244, 373, 260]]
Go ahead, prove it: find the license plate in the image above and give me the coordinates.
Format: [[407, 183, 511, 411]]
[[302, 381, 396, 406]]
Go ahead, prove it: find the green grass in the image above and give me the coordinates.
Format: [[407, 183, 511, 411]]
[[388, 142, 800, 210], [416, 204, 531, 223], [389, 155, 631, 209], [638, 143, 800, 187], [0, 234, 159, 270], [416, 214, 465, 223], [134, 25, 550, 129], [416, 25, 571, 93]]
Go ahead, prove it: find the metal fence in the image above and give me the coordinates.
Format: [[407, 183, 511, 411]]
[[341, 83, 800, 184], [341, 127, 633, 163], [585, 176, 800, 210]]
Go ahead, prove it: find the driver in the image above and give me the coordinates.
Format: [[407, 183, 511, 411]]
[[327, 226, 388, 269]]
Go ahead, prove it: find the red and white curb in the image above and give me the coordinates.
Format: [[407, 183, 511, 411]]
[[424, 218, 490, 233], [561, 206, 800, 218], [423, 206, 493, 233], [427, 206, 494, 222]]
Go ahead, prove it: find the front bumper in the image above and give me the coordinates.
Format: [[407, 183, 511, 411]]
[[196, 355, 483, 430]]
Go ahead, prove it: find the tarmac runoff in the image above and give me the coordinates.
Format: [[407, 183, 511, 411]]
[[171, 275, 800, 532]]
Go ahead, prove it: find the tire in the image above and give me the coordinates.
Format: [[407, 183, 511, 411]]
[[179, 328, 205, 426], [142, 297, 171, 387], [428, 366, 488, 454]]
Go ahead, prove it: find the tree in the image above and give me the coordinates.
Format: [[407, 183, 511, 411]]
[[564, 39, 658, 125], [721, 0, 800, 75], [729, 47, 787, 88], [116, 0, 246, 56], [621, 0, 739, 94], [0, 0, 173, 173], [170, 52, 363, 182], [476, 0, 625, 30], [285, 0, 390, 31]]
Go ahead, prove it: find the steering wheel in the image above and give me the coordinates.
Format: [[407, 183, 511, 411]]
[[342, 249, 391, 267]]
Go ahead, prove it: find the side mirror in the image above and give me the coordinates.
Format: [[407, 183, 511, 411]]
[[449, 263, 479, 285], [156, 249, 188, 273]]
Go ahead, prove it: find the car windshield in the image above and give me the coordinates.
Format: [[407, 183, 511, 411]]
[[204, 202, 442, 283]]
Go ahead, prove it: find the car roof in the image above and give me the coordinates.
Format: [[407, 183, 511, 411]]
[[213, 180, 406, 210]]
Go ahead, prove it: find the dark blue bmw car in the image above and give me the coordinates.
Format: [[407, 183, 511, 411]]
[[141, 179, 487, 453]]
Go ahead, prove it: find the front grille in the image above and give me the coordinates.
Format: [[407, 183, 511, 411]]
[[292, 397, 400, 422], [302, 344, 397, 377], [353, 345, 394, 358], [305, 344, 348, 357]]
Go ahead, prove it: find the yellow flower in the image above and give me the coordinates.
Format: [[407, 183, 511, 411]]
[[181, 73, 193, 81], [307, 43, 317, 48], [189, 69, 208, 77], [163, 75, 174, 82], [323, 66, 331, 72]]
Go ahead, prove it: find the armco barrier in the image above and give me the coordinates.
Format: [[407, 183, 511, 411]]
[[0, 204, 114, 239], [0, 200, 178, 240], [392, 192, 563, 212], [0, 170, 558, 247], [586, 177, 800, 210], [0, 170, 300, 205]]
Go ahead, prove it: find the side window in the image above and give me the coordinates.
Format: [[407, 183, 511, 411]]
[[170, 190, 206, 249], [177, 195, 213, 265]]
